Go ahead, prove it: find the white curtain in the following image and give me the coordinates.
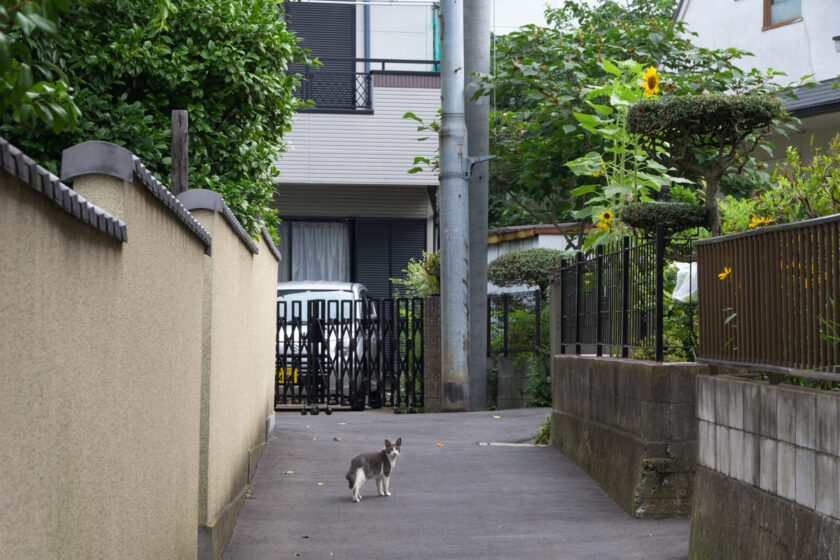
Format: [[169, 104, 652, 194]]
[[291, 222, 350, 281]]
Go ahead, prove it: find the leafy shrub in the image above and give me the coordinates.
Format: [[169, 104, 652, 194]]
[[534, 416, 551, 445], [618, 202, 708, 234], [488, 248, 567, 293], [391, 251, 440, 297]]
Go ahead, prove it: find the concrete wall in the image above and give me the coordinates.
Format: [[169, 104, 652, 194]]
[[423, 296, 442, 413], [690, 375, 840, 559], [551, 356, 704, 517], [0, 139, 278, 559]]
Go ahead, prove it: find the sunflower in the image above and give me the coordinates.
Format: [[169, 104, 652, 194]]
[[749, 216, 775, 228], [596, 221, 611, 233], [641, 66, 659, 98], [599, 210, 614, 223], [718, 267, 731, 281]]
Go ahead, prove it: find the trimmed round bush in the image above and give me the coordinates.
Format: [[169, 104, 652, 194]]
[[488, 248, 566, 293], [618, 202, 709, 234]]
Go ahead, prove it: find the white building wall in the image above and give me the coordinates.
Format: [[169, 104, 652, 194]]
[[678, 0, 840, 82], [276, 86, 440, 186]]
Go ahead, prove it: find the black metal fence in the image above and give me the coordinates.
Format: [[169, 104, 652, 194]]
[[487, 290, 546, 356], [276, 297, 423, 414], [553, 225, 698, 361], [293, 58, 440, 112]]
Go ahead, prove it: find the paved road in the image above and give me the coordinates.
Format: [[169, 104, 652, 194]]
[[224, 408, 689, 560]]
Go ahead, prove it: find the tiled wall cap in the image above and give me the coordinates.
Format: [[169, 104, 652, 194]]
[[177, 188, 257, 255], [60, 140, 135, 183], [261, 223, 281, 262]]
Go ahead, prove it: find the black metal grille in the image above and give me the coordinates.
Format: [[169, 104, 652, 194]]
[[487, 291, 545, 356], [554, 226, 698, 361], [296, 69, 371, 111], [276, 297, 424, 413]]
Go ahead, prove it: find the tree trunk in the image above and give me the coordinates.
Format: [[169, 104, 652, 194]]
[[704, 173, 722, 237]]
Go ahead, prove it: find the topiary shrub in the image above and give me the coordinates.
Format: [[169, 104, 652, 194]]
[[488, 248, 566, 294], [626, 94, 783, 236], [618, 202, 708, 234]]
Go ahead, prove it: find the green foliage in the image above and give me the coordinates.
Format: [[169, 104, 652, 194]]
[[391, 251, 440, 298], [770, 134, 840, 220], [522, 352, 552, 408], [626, 94, 785, 235], [1, 0, 309, 236], [488, 248, 567, 293], [476, 0, 789, 236], [633, 262, 697, 362], [534, 415, 551, 445], [618, 202, 708, 234], [0, 0, 79, 131]]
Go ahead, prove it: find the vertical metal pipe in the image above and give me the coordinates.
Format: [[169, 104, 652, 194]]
[[559, 260, 566, 355], [535, 288, 542, 351], [655, 224, 665, 362], [502, 293, 509, 357], [439, 0, 470, 411]]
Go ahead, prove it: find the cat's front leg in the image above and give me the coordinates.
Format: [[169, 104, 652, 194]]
[[376, 476, 384, 496], [384, 475, 391, 496]]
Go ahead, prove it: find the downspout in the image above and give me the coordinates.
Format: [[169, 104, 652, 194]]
[[427, 185, 440, 252], [673, 0, 687, 21], [364, 3, 371, 73]]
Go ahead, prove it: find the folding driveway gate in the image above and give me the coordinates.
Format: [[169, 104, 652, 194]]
[[275, 298, 424, 414]]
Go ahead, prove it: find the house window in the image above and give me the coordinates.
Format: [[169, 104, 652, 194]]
[[764, 0, 801, 29]]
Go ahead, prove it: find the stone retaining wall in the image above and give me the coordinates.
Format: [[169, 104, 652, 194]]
[[551, 355, 704, 517]]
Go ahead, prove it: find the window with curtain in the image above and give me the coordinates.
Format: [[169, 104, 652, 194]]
[[765, 0, 801, 28], [291, 222, 350, 281]]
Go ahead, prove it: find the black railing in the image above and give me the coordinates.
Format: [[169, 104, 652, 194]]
[[294, 58, 440, 113], [487, 290, 546, 356], [552, 225, 698, 361]]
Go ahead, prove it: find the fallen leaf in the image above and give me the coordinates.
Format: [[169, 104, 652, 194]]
[[302, 535, 309, 539], [647, 534, 653, 537], [435, 443, 444, 447], [498, 524, 504, 528], [493, 415, 501, 419], [295, 554, 301, 558], [284, 471, 294, 475], [317, 482, 325, 486], [313, 436, 317, 441], [305, 425, 310, 428], [333, 437, 341, 441], [337, 422, 347, 425], [272, 436, 278, 440], [245, 492, 255, 499]]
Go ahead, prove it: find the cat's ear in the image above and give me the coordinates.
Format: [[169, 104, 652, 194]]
[[384, 439, 391, 447], [395, 438, 402, 447]]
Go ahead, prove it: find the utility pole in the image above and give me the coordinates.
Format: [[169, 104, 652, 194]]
[[439, 0, 470, 411], [464, 0, 490, 410]]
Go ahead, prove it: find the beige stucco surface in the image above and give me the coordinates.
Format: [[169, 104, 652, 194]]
[[192, 208, 277, 529], [0, 173, 205, 558]]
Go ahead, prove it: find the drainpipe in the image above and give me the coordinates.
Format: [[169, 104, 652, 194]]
[[364, 3, 371, 73]]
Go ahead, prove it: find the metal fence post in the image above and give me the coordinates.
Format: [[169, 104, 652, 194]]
[[535, 288, 542, 351], [486, 295, 491, 357], [559, 259, 566, 355], [655, 224, 665, 362], [621, 237, 630, 358], [502, 293, 509, 358], [575, 251, 583, 356], [596, 245, 604, 357]]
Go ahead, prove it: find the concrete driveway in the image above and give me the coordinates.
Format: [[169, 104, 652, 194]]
[[223, 408, 689, 560]]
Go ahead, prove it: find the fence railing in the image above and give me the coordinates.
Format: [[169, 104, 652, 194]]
[[552, 225, 698, 361], [294, 58, 440, 112], [696, 214, 840, 381], [487, 290, 545, 356]]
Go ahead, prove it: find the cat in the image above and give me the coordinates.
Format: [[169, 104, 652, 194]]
[[345, 438, 402, 503]]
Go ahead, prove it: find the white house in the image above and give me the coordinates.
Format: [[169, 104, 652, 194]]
[[676, 0, 840, 160]]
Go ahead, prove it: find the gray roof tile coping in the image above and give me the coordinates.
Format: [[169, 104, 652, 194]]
[[0, 136, 126, 242], [261, 224, 281, 262], [177, 189, 258, 255], [58, 140, 212, 250]]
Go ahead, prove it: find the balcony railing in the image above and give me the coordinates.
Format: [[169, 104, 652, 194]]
[[294, 58, 440, 113]]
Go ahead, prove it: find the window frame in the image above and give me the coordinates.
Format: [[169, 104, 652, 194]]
[[763, 0, 803, 31]]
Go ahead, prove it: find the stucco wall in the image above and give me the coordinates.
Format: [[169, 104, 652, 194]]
[[0, 140, 279, 559], [0, 169, 205, 558]]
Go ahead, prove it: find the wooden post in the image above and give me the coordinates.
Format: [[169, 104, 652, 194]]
[[171, 110, 188, 194]]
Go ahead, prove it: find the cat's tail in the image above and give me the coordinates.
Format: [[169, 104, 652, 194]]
[[345, 469, 354, 489]]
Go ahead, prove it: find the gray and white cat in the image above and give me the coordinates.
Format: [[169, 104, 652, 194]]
[[345, 438, 401, 503]]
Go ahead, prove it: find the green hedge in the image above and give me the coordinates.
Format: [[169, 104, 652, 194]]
[[488, 248, 566, 293], [618, 202, 708, 233]]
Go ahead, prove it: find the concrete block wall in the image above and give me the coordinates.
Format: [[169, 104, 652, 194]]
[[551, 355, 704, 517], [690, 375, 840, 559]]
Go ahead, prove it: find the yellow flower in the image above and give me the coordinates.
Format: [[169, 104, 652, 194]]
[[596, 220, 611, 233], [718, 267, 731, 280], [641, 66, 659, 98], [749, 216, 775, 228], [600, 209, 614, 223]]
